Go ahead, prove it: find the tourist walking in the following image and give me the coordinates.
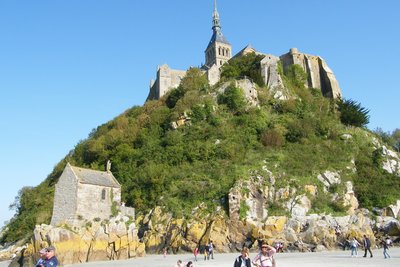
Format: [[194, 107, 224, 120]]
[[362, 235, 373, 258], [382, 237, 392, 259], [163, 248, 167, 258], [233, 247, 251, 267], [208, 241, 214, 259], [252, 243, 276, 267], [349, 237, 361, 257], [186, 261, 193, 267], [193, 247, 199, 261], [203, 244, 209, 260]]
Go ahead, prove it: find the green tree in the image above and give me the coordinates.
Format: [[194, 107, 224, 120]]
[[217, 85, 247, 113], [283, 64, 308, 89], [220, 52, 265, 86], [392, 128, 400, 152], [337, 98, 370, 127], [166, 68, 209, 109]]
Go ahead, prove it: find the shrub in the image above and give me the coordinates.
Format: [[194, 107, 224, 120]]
[[218, 85, 247, 113], [261, 128, 285, 148], [166, 68, 209, 109], [283, 64, 308, 89], [285, 118, 315, 143], [239, 200, 250, 220], [220, 52, 265, 86]]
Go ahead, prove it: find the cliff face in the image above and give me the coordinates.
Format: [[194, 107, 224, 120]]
[[28, 214, 145, 265]]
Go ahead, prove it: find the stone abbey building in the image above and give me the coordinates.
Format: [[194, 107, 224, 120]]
[[147, 0, 341, 101]]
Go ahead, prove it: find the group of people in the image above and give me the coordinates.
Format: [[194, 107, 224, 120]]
[[348, 234, 393, 259], [174, 259, 193, 267], [181, 242, 277, 267], [203, 241, 214, 260], [192, 241, 215, 261], [234, 243, 276, 267], [35, 245, 59, 267]]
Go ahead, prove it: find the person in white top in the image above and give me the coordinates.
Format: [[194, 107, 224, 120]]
[[252, 243, 276, 267], [349, 237, 361, 257]]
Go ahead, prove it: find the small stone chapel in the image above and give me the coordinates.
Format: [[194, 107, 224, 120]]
[[50, 162, 123, 226]]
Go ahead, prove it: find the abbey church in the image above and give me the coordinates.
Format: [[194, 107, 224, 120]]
[[147, 0, 342, 101]]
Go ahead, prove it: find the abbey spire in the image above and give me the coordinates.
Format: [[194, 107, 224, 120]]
[[212, 0, 220, 30], [204, 0, 232, 69]]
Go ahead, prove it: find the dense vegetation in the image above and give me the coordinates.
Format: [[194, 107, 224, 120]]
[[2, 53, 399, 244]]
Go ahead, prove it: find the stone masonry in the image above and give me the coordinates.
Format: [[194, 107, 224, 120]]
[[146, 2, 342, 102], [51, 163, 123, 226]]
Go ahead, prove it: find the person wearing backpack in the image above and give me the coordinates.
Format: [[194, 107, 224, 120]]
[[233, 247, 251, 267], [252, 243, 276, 267]]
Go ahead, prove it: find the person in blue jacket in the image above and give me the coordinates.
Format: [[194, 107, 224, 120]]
[[44, 246, 59, 267], [35, 248, 47, 267]]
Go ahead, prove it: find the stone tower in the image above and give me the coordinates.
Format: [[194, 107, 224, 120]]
[[204, 0, 232, 69]]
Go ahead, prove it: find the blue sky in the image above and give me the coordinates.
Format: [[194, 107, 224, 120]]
[[0, 0, 399, 228]]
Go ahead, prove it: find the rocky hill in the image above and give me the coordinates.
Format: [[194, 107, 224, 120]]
[[1, 53, 400, 265]]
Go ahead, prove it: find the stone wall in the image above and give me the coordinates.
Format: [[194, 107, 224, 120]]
[[51, 166, 79, 226], [207, 64, 220, 86], [217, 79, 259, 107], [147, 47, 342, 102], [147, 64, 187, 101], [279, 48, 342, 99], [76, 184, 121, 222]]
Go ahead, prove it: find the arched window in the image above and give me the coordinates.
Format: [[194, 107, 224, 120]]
[[218, 47, 221, 55], [101, 189, 106, 200]]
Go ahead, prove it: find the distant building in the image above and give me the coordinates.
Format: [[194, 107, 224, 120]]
[[146, 0, 341, 101], [203, 0, 232, 69], [147, 0, 231, 101], [50, 162, 133, 226]]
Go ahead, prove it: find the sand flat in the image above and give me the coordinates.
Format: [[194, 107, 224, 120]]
[[63, 248, 400, 267]]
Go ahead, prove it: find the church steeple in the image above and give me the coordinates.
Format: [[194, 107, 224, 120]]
[[204, 0, 232, 69], [212, 0, 221, 30]]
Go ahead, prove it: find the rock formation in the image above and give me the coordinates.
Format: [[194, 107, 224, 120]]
[[26, 214, 144, 265]]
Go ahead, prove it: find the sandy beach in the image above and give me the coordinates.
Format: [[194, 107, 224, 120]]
[[1, 248, 398, 267], [60, 248, 400, 267]]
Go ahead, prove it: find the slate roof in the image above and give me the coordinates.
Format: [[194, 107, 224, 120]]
[[207, 28, 230, 48], [68, 164, 121, 188]]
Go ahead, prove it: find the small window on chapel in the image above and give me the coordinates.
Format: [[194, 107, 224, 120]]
[[101, 189, 106, 200]]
